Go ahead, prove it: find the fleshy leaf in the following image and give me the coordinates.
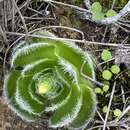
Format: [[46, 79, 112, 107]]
[[50, 83, 82, 128], [91, 2, 102, 13], [106, 9, 117, 17], [70, 84, 96, 129]]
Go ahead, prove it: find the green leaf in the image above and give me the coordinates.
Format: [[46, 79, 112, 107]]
[[91, 2, 102, 13], [95, 87, 102, 94], [70, 84, 96, 128], [102, 70, 112, 80], [101, 49, 112, 61], [4, 70, 21, 99], [102, 106, 108, 113], [113, 109, 122, 117], [92, 12, 105, 21], [103, 85, 109, 92], [110, 65, 120, 74], [22, 59, 57, 76], [106, 9, 117, 17], [54, 41, 95, 79], [50, 83, 82, 128], [16, 76, 44, 113], [4, 70, 40, 121], [11, 43, 57, 67]]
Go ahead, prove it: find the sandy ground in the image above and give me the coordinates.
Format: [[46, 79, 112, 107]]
[[0, 97, 49, 130]]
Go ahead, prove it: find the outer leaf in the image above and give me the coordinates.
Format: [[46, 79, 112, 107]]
[[50, 83, 82, 128], [16, 76, 44, 114], [11, 43, 56, 67], [70, 84, 96, 129], [4, 70, 40, 121]]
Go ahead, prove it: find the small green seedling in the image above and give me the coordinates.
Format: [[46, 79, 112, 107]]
[[91, 2, 105, 21], [111, 65, 120, 74], [103, 106, 108, 113], [103, 85, 110, 92], [102, 70, 112, 80], [101, 49, 112, 61], [106, 9, 117, 17], [95, 87, 102, 94], [91, 2, 117, 22], [91, 2, 102, 13], [113, 109, 122, 117]]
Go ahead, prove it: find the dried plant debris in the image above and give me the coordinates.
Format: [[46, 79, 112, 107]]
[[115, 48, 130, 69]]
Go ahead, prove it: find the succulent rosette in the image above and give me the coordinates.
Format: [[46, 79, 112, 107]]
[[4, 31, 96, 129]]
